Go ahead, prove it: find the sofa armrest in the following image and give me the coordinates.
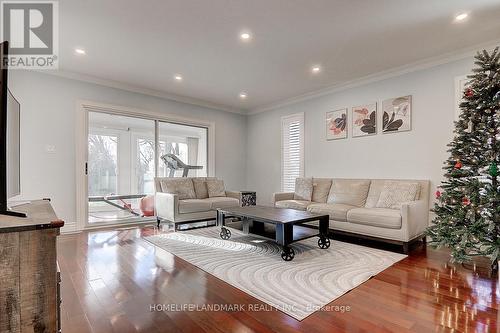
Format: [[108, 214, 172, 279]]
[[401, 200, 429, 240], [272, 192, 294, 205], [225, 190, 241, 201], [155, 192, 179, 222]]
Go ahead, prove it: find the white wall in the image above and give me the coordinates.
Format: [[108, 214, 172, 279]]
[[9, 71, 247, 231], [246, 57, 475, 205]]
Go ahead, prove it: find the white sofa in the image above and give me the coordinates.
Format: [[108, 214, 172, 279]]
[[273, 178, 430, 253], [155, 177, 242, 230]]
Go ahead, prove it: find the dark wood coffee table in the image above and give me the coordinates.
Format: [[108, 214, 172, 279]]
[[216, 206, 330, 261]]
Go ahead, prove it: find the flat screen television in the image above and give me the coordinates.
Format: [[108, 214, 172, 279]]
[[6, 89, 20, 197], [0, 41, 25, 217]]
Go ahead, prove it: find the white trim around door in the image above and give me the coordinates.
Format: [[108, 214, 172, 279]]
[[75, 100, 216, 232]]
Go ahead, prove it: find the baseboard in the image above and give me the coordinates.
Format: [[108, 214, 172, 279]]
[[60, 222, 79, 234]]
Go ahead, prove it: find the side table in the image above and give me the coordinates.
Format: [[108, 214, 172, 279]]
[[240, 191, 256, 206]]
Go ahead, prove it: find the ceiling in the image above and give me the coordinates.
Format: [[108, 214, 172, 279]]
[[58, 0, 500, 113]]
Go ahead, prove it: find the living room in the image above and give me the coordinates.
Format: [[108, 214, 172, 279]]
[[0, 1, 499, 332]]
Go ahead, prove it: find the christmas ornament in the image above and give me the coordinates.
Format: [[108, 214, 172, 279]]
[[462, 197, 471, 206], [435, 190, 441, 199], [454, 160, 462, 169], [465, 88, 473, 97], [489, 162, 498, 177], [466, 120, 473, 133], [493, 90, 500, 101]]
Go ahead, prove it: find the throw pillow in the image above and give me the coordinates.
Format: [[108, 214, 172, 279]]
[[207, 179, 226, 197], [311, 178, 332, 203], [376, 181, 420, 209], [293, 178, 313, 201], [193, 178, 209, 199], [161, 178, 196, 200]]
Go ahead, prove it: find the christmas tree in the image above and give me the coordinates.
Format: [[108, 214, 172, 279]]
[[427, 47, 499, 269]]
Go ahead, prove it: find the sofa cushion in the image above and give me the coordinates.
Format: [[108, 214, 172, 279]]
[[204, 197, 239, 209], [294, 178, 313, 201], [275, 200, 311, 211], [376, 181, 420, 209], [207, 179, 226, 197], [312, 178, 332, 203], [160, 178, 196, 200], [327, 179, 371, 207], [307, 203, 355, 222], [347, 207, 402, 229], [178, 199, 212, 214], [192, 177, 216, 199]]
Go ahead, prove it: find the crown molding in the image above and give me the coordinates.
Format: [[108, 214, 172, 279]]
[[35, 70, 248, 115], [248, 39, 500, 115]]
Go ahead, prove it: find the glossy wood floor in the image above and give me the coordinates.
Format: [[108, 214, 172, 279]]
[[58, 224, 499, 333]]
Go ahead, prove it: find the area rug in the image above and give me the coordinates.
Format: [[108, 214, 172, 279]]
[[145, 226, 406, 320]]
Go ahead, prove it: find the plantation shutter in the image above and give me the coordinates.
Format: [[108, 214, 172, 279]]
[[281, 113, 304, 192]]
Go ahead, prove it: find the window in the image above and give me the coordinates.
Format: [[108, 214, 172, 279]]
[[281, 113, 304, 192], [88, 133, 118, 196], [136, 137, 156, 194], [157, 122, 208, 178]]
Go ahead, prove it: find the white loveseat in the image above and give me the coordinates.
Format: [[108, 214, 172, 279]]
[[155, 177, 242, 230], [273, 178, 430, 253]]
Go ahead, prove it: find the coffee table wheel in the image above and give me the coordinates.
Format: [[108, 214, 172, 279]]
[[318, 237, 330, 249], [219, 227, 231, 240], [281, 247, 295, 261]]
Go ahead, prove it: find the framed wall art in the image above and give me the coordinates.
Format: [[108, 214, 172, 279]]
[[352, 103, 377, 137], [326, 108, 347, 140], [382, 95, 411, 133]]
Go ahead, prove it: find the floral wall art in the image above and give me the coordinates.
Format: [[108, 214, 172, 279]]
[[326, 108, 347, 140], [352, 103, 376, 137], [382, 95, 412, 133]]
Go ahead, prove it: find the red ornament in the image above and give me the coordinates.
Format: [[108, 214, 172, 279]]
[[435, 190, 441, 199], [462, 197, 471, 206], [454, 161, 462, 169], [465, 88, 473, 97]]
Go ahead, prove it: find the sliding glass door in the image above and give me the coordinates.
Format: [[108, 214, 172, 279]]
[[86, 111, 209, 226], [88, 112, 156, 224]]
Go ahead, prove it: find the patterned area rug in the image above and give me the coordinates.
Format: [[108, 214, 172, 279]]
[[145, 226, 406, 320]]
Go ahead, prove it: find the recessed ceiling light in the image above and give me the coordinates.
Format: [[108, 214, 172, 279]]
[[239, 92, 247, 99], [311, 66, 321, 74], [174, 75, 183, 81], [240, 32, 251, 41], [75, 48, 86, 55], [455, 13, 468, 22]]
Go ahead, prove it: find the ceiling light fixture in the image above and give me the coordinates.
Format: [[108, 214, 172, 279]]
[[455, 13, 468, 22], [75, 48, 86, 55], [239, 92, 247, 99], [240, 32, 251, 41], [311, 65, 321, 74], [174, 75, 183, 81]]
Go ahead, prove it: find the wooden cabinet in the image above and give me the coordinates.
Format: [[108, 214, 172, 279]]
[[0, 200, 64, 333]]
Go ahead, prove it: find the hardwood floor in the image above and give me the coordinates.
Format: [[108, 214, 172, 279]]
[[58, 225, 499, 333]]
